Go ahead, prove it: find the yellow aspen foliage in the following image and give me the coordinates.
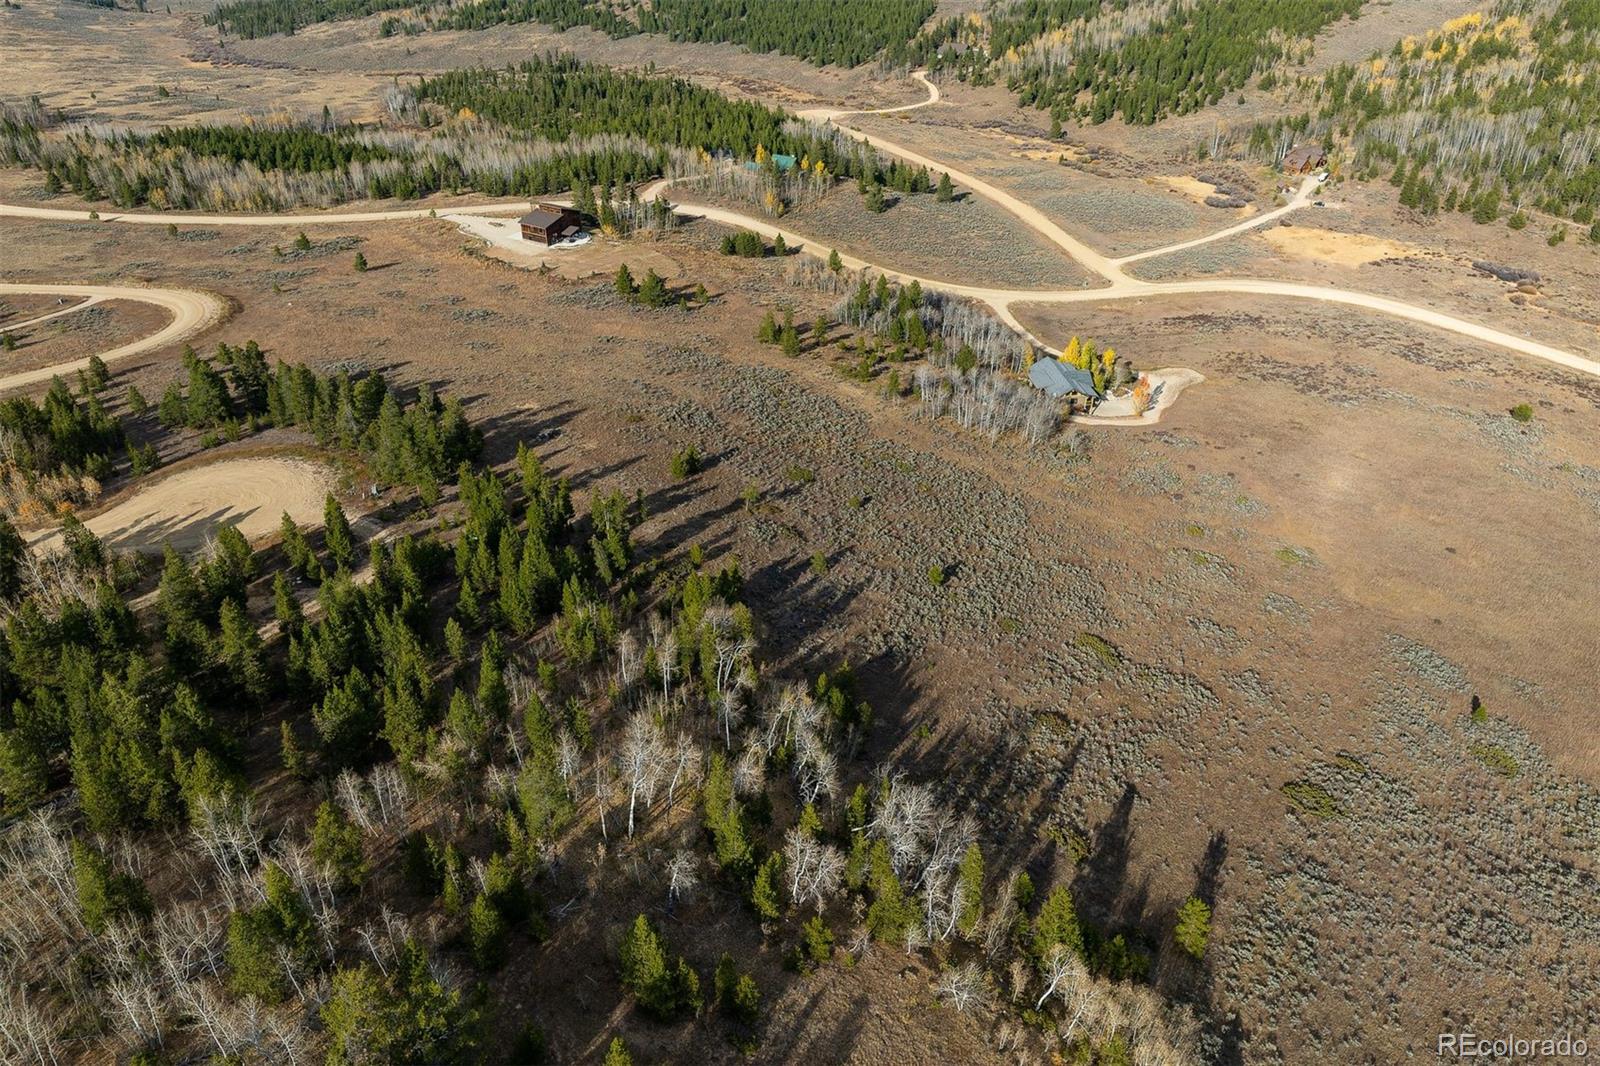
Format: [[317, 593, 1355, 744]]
[[1063, 336, 1082, 367], [1101, 347, 1116, 371], [457, 106, 476, 121], [1022, 343, 1036, 370], [1130, 375, 1152, 415], [755, 144, 769, 164]]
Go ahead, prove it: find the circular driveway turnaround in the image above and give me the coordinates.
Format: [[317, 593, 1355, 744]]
[[0, 283, 227, 392], [25, 455, 335, 554], [3, 72, 1596, 382]]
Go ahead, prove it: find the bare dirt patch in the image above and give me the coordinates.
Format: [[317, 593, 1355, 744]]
[[30, 455, 337, 554], [1157, 175, 1229, 206], [460, 219, 685, 281], [1261, 224, 1438, 268]]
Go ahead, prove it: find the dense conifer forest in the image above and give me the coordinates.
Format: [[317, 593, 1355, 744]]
[[0, 334, 1205, 1063], [908, 0, 1364, 125], [1242, 0, 1600, 229], [0, 56, 876, 211], [207, 0, 935, 68]]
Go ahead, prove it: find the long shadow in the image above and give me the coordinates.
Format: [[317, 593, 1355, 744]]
[[742, 554, 865, 669], [565, 454, 644, 492], [104, 503, 262, 555], [648, 496, 743, 555], [475, 403, 583, 464], [1070, 782, 1148, 929]]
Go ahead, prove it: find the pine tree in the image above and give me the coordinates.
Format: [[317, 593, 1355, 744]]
[[323, 493, 355, 570], [865, 839, 914, 943], [757, 310, 778, 344], [828, 248, 843, 272], [0, 513, 25, 600], [273, 571, 303, 636], [73, 839, 152, 934], [751, 853, 782, 921], [219, 598, 269, 704], [957, 843, 984, 936], [936, 172, 954, 202], [280, 721, 310, 779], [619, 912, 667, 995], [637, 268, 668, 308], [0, 727, 48, 814], [614, 263, 636, 299], [702, 753, 752, 877], [227, 863, 316, 1002], [1174, 896, 1211, 960], [353, 252, 368, 272], [602, 1037, 633, 1066], [1032, 885, 1083, 964], [312, 800, 367, 888], [468, 893, 508, 970]]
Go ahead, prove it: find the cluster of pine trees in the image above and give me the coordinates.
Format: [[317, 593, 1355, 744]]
[[0, 398, 1208, 1064], [209, 0, 933, 68], [412, 55, 832, 167], [207, 0, 417, 38], [912, 0, 1360, 126], [4, 111, 679, 211], [632, 0, 936, 68], [0, 362, 127, 519], [145, 343, 479, 501], [1295, 1, 1600, 228]]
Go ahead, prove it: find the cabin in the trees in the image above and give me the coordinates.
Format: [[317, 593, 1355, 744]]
[[1282, 144, 1327, 174], [519, 204, 581, 245]]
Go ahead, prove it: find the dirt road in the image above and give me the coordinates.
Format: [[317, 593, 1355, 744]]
[[0, 201, 533, 226], [0, 283, 226, 392], [4, 73, 1595, 384]]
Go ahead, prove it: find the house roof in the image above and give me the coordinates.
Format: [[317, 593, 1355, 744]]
[[1283, 144, 1326, 168], [519, 207, 568, 229], [1029, 358, 1101, 398]]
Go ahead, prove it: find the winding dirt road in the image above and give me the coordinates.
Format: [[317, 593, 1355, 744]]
[[0, 282, 227, 391], [4, 70, 1596, 384]]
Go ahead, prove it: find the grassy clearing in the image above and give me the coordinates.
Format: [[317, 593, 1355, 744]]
[[1281, 780, 1342, 818], [1075, 632, 1122, 669], [1468, 743, 1519, 779]]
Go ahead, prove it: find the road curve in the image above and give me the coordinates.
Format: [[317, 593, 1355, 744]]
[[2, 72, 1595, 383], [1115, 175, 1319, 265], [799, 76, 1123, 284], [1009, 280, 1600, 380], [0, 283, 226, 392]]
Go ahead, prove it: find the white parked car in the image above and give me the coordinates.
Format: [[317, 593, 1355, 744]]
[[551, 232, 592, 249]]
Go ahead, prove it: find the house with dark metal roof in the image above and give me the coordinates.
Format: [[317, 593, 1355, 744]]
[[1028, 357, 1101, 399], [1282, 144, 1327, 174], [519, 203, 581, 245]]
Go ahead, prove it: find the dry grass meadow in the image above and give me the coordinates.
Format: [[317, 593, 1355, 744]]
[[5, 3, 1599, 1060]]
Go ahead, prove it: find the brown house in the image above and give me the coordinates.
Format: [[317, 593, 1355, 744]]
[[519, 203, 581, 245], [1282, 144, 1327, 174]]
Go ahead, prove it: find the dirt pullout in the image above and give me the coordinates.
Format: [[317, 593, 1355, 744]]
[[1261, 225, 1439, 268], [30, 456, 336, 554]]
